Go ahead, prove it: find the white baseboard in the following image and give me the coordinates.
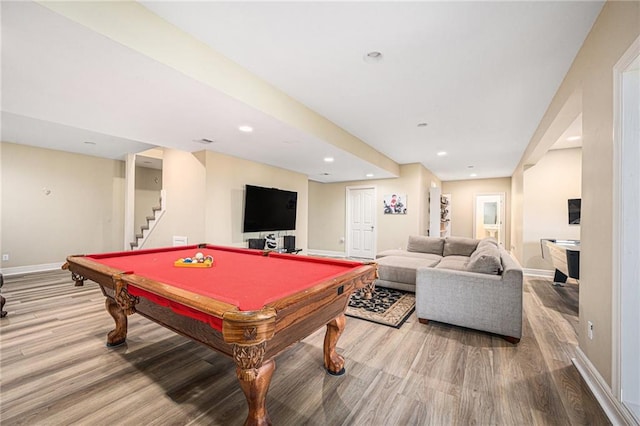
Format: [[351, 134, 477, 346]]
[[572, 347, 639, 425], [306, 249, 347, 258], [1, 262, 65, 277], [523, 268, 554, 278]]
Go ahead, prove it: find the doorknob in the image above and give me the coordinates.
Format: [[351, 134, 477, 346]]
[[371, 226, 375, 230]]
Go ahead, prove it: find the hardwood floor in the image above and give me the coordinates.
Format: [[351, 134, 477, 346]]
[[0, 271, 608, 425]]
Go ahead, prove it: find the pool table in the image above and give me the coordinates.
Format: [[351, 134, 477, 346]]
[[63, 244, 376, 426]]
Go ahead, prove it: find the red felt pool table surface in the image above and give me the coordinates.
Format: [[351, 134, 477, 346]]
[[65, 244, 377, 425], [86, 244, 364, 312]]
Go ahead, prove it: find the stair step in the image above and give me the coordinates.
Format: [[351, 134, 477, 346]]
[[146, 216, 156, 221], [130, 242, 138, 249], [140, 225, 149, 231], [152, 206, 161, 212], [135, 233, 143, 239]]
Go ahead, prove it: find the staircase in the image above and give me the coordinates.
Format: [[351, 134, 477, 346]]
[[130, 190, 166, 250]]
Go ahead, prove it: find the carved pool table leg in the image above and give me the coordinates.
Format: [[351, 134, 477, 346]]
[[235, 351, 275, 426], [324, 314, 346, 375], [105, 297, 128, 346]]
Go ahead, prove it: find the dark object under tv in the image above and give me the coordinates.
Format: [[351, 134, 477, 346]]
[[568, 198, 581, 225], [243, 185, 297, 233]]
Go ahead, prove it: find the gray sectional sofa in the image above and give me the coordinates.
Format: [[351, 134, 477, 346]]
[[375, 235, 523, 343]]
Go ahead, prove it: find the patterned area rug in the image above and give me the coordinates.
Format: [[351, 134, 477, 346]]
[[346, 286, 415, 328]]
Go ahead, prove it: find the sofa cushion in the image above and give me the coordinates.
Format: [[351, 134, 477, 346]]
[[376, 249, 442, 262], [466, 244, 502, 275], [376, 256, 440, 284], [434, 256, 468, 271], [477, 237, 499, 249], [443, 237, 479, 257], [407, 236, 445, 255]]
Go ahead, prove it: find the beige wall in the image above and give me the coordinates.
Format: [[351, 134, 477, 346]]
[[1, 142, 125, 267], [143, 149, 206, 248], [0, 144, 309, 267], [309, 163, 440, 254], [134, 166, 162, 235], [442, 177, 512, 249], [202, 151, 309, 250], [0, 143, 3, 262], [523, 148, 581, 269], [511, 1, 639, 385]]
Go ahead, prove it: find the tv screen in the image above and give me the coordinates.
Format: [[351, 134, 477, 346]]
[[568, 198, 581, 225], [243, 185, 297, 233]]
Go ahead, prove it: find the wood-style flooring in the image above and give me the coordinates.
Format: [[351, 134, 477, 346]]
[[0, 270, 608, 425]]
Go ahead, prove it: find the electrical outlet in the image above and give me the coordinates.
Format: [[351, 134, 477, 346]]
[[588, 321, 594, 340], [2, 254, 9, 261]]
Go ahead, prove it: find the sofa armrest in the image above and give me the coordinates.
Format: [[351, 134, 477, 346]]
[[416, 264, 523, 339]]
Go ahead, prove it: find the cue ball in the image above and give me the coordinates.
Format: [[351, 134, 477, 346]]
[[195, 252, 204, 260]]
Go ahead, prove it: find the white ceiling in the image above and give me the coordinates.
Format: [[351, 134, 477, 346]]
[[1, 1, 602, 182]]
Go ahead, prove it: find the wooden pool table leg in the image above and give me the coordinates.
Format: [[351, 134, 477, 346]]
[[105, 297, 128, 346], [236, 354, 275, 426], [324, 314, 346, 375]]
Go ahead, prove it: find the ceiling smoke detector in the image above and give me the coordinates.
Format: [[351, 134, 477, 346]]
[[363, 51, 383, 63]]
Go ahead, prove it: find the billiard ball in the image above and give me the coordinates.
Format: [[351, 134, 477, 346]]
[[195, 252, 204, 260]]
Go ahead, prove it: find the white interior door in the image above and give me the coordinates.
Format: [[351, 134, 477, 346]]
[[347, 186, 376, 259], [473, 193, 505, 246]]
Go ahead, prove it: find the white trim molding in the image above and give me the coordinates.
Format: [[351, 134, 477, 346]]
[[523, 268, 554, 278], [573, 347, 639, 425], [1, 262, 65, 277], [612, 34, 640, 418]]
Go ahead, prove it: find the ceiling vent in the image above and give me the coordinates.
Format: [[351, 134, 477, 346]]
[[194, 138, 215, 144]]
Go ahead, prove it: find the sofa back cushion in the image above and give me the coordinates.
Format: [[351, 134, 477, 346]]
[[466, 244, 502, 275], [407, 236, 445, 255], [477, 237, 499, 249], [443, 236, 479, 257]]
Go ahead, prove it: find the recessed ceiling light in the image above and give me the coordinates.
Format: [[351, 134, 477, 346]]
[[324, 157, 334, 163], [83, 141, 96, 145], [363, 51, 383, 63], [567, 135, 582, 141], [366, 173, 374, 178], [417, 122, 428, 127], [238, 125, 253, 133], [470, 173, 478, 177], [437, 151, 447, 156]]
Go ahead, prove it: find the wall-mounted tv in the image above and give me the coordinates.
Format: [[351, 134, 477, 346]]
[[243, 185, 297, 233], [568, 198, 581, 225]]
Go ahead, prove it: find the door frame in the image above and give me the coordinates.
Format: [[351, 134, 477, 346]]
[[472, 192, 506, 246], [345, 185, 377, 259], [612, 35, 640, 423]]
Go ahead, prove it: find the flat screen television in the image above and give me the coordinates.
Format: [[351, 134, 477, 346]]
[[243, 185, 297, 233], [568, 198, 581, 225]]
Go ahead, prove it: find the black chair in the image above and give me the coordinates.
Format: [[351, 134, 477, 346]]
[[1, 273, 6, 318]]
